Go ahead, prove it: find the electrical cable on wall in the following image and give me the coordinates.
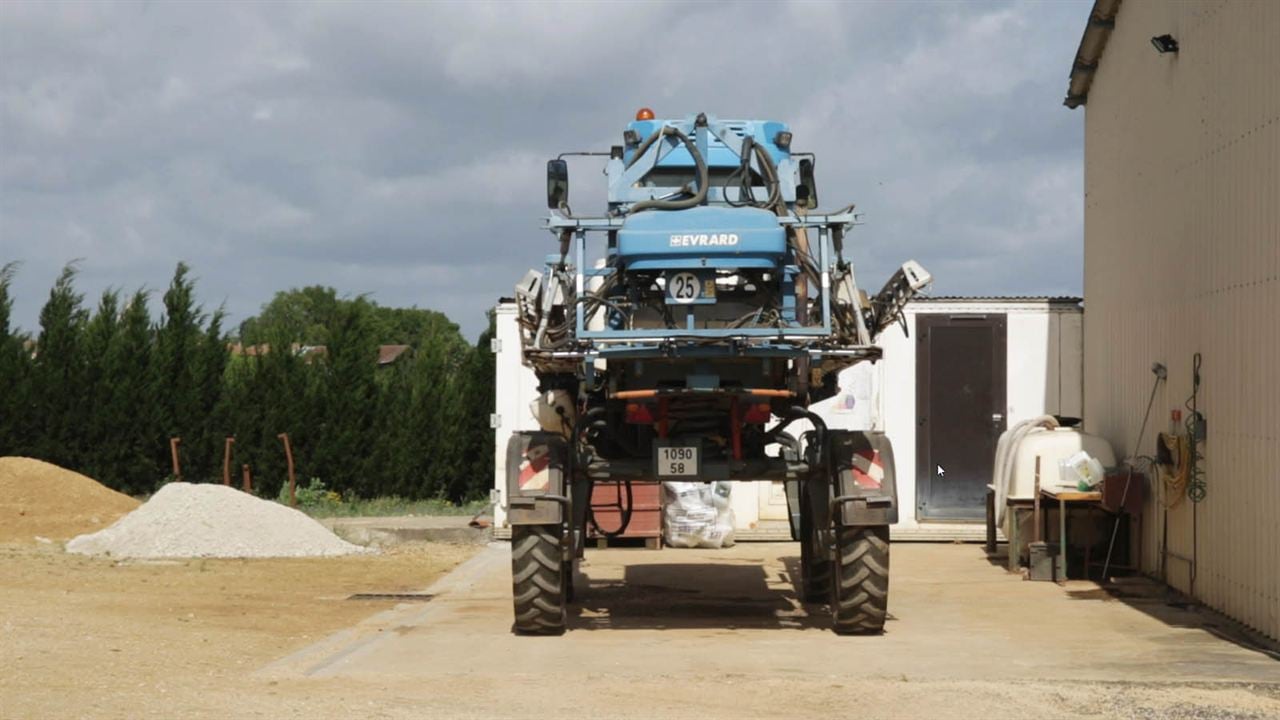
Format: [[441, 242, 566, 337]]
[[1185, 353, 1206, 503]]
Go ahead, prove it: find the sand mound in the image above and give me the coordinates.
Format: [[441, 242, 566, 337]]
[[67, 482, 369, 558], [0, 457, 141, 542]]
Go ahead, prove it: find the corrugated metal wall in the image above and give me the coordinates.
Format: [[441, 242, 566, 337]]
[[1082, 0, 1279, 639]]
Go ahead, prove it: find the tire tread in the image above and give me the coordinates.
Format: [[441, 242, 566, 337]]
[[830, 525, 890, 634], [511, 525, 565, 635]]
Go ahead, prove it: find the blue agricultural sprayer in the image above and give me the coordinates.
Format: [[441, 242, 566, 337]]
[[506, 110, 931, 635]]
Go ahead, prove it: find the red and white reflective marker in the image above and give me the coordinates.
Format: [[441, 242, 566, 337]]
[[517, 445, 551, 491], [851, 450, 884, 489]]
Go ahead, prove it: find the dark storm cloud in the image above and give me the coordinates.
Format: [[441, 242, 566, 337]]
[[1, 0, 1089, 338]]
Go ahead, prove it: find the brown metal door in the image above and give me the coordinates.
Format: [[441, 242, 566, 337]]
[[916, 313, 1006, 521]]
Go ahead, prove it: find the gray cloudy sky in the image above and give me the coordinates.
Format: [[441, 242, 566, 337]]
[[1, 0, 1088, 340]]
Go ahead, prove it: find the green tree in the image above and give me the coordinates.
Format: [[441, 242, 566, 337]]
[[30, 263, 91, 466], [0, 262, 33, 455], [398, 324, 451, 498], [221, 323, 312, 498], [5, 258, 492, 501], [188, 307, 228, 480], [427, 313, 497, 502], [31, 264, 89, 468], [238, 285, 340, 346], [100, 289, 160, 493], [238, 286, 462, 349], [311, 298, 380, 497], [456, 314, 497, 500], [80, 289, 121, 482], [370, 305, 460, 347], [152, 263, 216, 480]]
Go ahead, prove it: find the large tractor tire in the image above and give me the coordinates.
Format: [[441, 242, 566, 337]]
[[798, 488, 831, 603], [830, 524, 890, 634], [511, 524, 566, 635]]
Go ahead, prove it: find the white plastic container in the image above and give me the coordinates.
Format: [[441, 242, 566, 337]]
[[1058, 450, 1106, 490], [1007, 427, 1116, 499]]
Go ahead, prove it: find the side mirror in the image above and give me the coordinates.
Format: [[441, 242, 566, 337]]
[[797, 158, 817, 210], [547, 159, 569, 210]]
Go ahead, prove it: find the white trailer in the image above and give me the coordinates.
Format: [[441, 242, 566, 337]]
[[493, 297, 1083, 541]]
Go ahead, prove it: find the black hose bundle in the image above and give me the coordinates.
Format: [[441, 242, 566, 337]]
[[725, 136, 784, 213], [586, 479, 634, 539], [626, 125, 709, 213], [767, 406, 828, 469]]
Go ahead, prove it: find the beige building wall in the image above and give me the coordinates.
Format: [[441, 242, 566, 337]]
[[1082, 0, 1278, 639]]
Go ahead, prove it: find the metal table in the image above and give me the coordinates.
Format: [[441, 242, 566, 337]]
[[1039, 488, 1102, 580]]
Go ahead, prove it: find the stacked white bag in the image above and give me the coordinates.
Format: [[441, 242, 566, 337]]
[[662, 481, 736, 548]]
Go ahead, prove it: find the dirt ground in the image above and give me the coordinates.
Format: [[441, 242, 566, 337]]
[[0, 457, 140, 542], [3, 540, 1278, 719], [1, 541, 475, 719]]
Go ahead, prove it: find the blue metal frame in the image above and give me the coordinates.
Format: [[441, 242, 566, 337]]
[[607, 115, 797, 208], [536, 114, 873, 364], [546, 213, 852, 344]]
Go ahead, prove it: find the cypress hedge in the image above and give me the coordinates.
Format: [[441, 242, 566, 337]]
[[0, 262, 495, 503]]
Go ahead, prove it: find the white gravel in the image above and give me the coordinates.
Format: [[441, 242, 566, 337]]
[[66, 482, 370, 558]]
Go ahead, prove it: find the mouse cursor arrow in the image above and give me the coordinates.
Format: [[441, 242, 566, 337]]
[[937, 465, 946, 477]]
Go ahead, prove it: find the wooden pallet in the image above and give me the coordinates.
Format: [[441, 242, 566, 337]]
[[592, 535, 661, 550], [586, 480, 662, 545]]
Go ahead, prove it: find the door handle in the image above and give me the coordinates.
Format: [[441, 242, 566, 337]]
[[992, 413, 1004, 425]]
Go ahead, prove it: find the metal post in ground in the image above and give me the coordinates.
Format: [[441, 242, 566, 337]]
[[222, 437, 235, 486], [169, 437, 182, 481], [1103, 363, 1165, 581], [277, 432, 296, 507], [241, 464, 252, 494]]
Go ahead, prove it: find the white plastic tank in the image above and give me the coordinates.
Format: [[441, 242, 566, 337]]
[[1007, 427, 1116, 498]]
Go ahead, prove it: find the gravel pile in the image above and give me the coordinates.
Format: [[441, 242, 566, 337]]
[[67, 482, 369, 558], [0, 456, 140, 542]]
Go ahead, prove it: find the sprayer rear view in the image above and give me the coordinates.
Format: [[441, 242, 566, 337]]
[[505, 110, 932, 635]]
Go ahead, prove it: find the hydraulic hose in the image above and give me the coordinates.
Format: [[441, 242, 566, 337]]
[[769, 406, 828, 469], [627, 126, 709, 213], [772, 430, 800, 460], [576, 295, 630, 329], [726, 136, 786, 214], [581, 403, 641, 457], [587, 479, 634, 538], [584, 420, 640, 457], [753, 141, 784, 214], [727, 137, 760, 208]]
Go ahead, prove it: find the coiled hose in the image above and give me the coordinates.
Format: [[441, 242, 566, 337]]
[[767, 406, 828, 469], [992, 415, 1059, 526], [725, 135, 784, 213], [626, 125, 709, 213], [1156, 432, 1192, 508], [587, 478, 634, 539], [577, 404, 635, 539]]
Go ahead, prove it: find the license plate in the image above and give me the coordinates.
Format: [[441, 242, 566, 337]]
[[657, 446, 699, 476], [666, 271, 715, 304]]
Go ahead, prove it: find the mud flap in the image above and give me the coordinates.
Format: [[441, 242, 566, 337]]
[[505, 432, 568, 525], [829, 430, 898, 526]]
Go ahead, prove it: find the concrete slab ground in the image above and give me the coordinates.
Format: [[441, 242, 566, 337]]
[[260, 541, 1278, 717], [321, 515, 492, 545]]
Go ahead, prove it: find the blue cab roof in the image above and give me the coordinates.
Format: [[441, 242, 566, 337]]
[[623, 117, 791, 168]]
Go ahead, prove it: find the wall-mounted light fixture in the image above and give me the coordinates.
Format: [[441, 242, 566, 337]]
[[1151, 34, 1179, 54]]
